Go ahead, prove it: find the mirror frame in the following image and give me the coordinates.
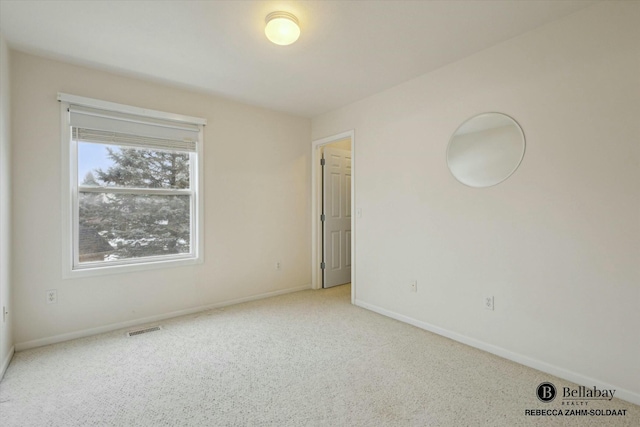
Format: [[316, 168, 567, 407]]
[[446, 112, 525, 188]]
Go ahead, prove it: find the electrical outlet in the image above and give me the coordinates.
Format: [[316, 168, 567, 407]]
[[275, 261, 281, 270], [2, 306, 6, 323], [485, 296, 494, 311], [46, 289, 57, 304], [409, 280, 417, 293]]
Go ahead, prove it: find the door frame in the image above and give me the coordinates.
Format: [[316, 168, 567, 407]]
[[311, 130, 355, 304]]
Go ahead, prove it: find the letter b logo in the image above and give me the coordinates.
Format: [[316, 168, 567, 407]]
[[537, 382, 557, 402]]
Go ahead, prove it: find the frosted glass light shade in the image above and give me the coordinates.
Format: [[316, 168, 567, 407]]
[[265, 12, 300, 46]]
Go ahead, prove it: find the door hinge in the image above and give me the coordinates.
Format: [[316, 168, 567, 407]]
[[320, 158, 326, 166], [320, 262, 326, 270], [320, 214, 325, 222]]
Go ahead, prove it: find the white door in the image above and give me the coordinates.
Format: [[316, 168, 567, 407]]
[[322, 147, 351, 288]]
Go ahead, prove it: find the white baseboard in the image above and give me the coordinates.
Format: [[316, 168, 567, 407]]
[[355, 299, 640, 407], [15, 284, 311, 352], [1, 345, 15, 380]]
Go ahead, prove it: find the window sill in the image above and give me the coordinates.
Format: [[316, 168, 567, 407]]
[[63, 255, 202, 279]]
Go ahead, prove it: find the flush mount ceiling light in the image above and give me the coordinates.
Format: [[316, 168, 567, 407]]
[[265, 11, 300, 46]]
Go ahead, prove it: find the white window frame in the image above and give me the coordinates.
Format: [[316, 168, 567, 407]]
[[59, 93, 206, 278]]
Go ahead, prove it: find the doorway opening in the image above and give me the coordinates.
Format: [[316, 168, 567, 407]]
[[311, 131, 355, 303]]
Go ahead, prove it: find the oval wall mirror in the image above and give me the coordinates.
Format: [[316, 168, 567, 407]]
[[447, 112, 525, 188]]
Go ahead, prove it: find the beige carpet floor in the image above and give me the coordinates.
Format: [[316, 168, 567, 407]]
[[0, 284, 638, 426]]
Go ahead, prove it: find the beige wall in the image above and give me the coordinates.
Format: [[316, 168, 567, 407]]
[[0, 34, 13, 376], [11, 52, 311, 346], [313, 2, 640, 402]]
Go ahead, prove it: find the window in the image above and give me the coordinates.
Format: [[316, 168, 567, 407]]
[[59, 94, 205, 275]]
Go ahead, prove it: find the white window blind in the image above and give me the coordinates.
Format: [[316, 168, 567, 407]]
[[69, 105, 200, 152]]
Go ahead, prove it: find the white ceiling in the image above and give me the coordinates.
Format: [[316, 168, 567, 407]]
[[0, 0, 596, 117]]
